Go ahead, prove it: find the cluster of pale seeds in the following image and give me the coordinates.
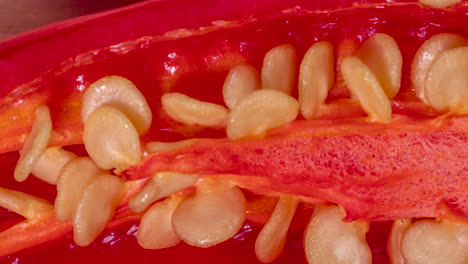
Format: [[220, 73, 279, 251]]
[[0, 32, 467, 264]]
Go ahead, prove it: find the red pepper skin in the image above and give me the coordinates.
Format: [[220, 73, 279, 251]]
[[0, 0, 467, 263]]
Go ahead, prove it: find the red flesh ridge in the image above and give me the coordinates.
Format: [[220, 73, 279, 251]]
[[0, 0, 467, 263]]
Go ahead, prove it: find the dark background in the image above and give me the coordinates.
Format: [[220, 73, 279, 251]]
[[0, 0, 144, 39]]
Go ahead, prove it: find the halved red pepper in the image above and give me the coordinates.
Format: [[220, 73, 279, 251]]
[[0, 0, 467, 263]]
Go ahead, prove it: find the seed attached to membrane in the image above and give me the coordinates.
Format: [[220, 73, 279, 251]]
[[424, 47, 468, 113], [14, 105, 52, 182], [411, 33, 468, 103], [55, 157, 106, 222], [0, 187, 53, 221], [255, 195, 299, 263], [341, 56, 392, 123], [401, 219, 468, 264], [261, 44, 297, 94], [137, 196, 183, 249], [83, 106, 141, 173], [172, 179, 246, 248], [298, 41, 334, 119], [223, 63, 260, 110], [162, 93, 229, 128], [226, 90, 299, 140], [129, 172, 199, 213], [304, 206, 371, 264], [355, 33, 402, 99], [388, 219, 412, 264], [31, 147, 77, 185], [418, 0, 462, 8], [145, 139, 199, 154], [81, 75, 153, 134], [73, 174, 124, 247]]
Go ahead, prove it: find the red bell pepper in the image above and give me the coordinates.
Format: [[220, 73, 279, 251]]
[[0, 0, 467, 263]]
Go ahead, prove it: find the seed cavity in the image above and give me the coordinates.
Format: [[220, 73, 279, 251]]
[[298, 41, 334, 119], [0, 187, 53, 221], [411, 33, 468, 104], [261, 44, 297, 94], [341, 56, 392, 123], [424, 46, 468, 113], [55, 157, 106, 222], [226, 90, 299, 140], [388, 219, 412, 264], [161, 93, 229, 128], [73, 174, 124, 247], [14, 105, 52, 182], [304, 206, 371, 264], [223, 63, 260, 110], [255, 195, 299, 263], [172, 179, 246, 248], [129, 172, 199, 213], [31, 147, 77, 185], [83, 106, 141, 173], [145, 139, 199, 154], [355, 33, 402, 99], [81, 75, 152, 134], [137, 196, 183, 249], [401, 219, 468, 264]]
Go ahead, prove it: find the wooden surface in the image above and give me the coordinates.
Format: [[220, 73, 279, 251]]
[[0, 0, 143, 40]]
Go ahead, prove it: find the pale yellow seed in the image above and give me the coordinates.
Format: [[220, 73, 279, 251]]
[[298, 41, 334, 119], [341, 56, 392, 123], [81, 75, 152, 134], [73, 174, 124, 247], [388, 219, 412, 264], [255, 195, 299, 263], [83, 106, 141, 173], [304, 206, 371, 264], [418, 0, 462, 8], [145, 139, 199, 154], [55, 157, 106, 222], [137, 196, 183, 249], [355, 33, 402, 99], [401, 219, 468, 264], [31, 147, 77, 185], [172, 179, 246, 248], [227, 90, 299, 140], [162, 93, 229, 128], [411, 33, 468, 104], [14, 105, 52, 182], [261, 44, 297, 94], [424, 46, 468, 113], [223, 63, 260, 110], [0, 187, 52, 221]]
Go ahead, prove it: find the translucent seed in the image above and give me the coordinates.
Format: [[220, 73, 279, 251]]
[[81, 75, 152, 134], [14, 105, 52, 182], [298, 41, 334, 119], [55, 157, 106, 222], [255, 195, 299, 263], [304, 206, 371, 264], [83, 106, 141, 173], [261, 44, 297, 94], [355, 33, 402, 99], [223, 63, 260, 110], [145, 139, 199, 154], [73, 174, 124, 246], [418, 0, 462, 8], [424, 47, 468, 113], [227, 90, 299, 140], [388, 219, 412, 264], [0, 187, 52, 221], [129, 172, 199, 213], [401, 219, 468, 264], [161, 93, 229, 128], [137, 196, 183, 249], [31, 147, 77, 185], [341, 56, 392, 123], [172, 179, 246, 248], [411, 33, 468, 103]]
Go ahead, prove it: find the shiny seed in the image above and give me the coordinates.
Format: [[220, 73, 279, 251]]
[[388, 219, 412, 264], [81, 75, 152, 134], [298, 41, 334, 119], [261, 44, 297, 94], [418, 0, 462, 8], [83, 106, 141, 173], [14, 105, 52, 182], [31, 147, 76, 185], [145, 139, 199, 154], [161, 93, 229, 128], [223, 63, 260, 110], [227, 90, 299, 140], [0, 187, 52, 221]]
